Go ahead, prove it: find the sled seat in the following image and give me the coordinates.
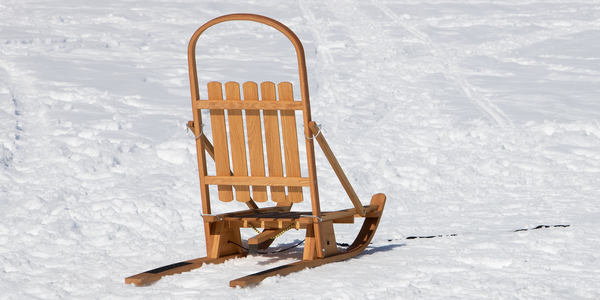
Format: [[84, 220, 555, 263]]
[[203, 204, 382, 227]]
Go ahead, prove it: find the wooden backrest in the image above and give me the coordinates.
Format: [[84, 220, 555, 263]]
[[197, 81, 305, 203], [187, 14, 322, 214]]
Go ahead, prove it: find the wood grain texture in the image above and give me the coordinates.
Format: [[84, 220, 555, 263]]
[[229, 193, 386, 287], [225, 82, 251, 202], [309, 121, 366, 217], [143, 13, 391, 289], [261, 82, 285, 202], [200, 132, 259, 209], [196, 100, 303, 110], [204, 176, 310, 187], [243, 82, 268, 202], [125, 253, 245, 285], [208, 82, 233, 202], [278, 82, 303, 203]]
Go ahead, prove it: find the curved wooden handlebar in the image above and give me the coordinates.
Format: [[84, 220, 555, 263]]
[[187, 13, 311, 114]]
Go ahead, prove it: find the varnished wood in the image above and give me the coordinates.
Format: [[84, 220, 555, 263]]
[[278, 82, 303, 203], [309, 121, 366, 217], [205, 221, 244, 259], [261, 82, 286, 202], [332, 216, 355, 224], [312, 222, 326, 259], [187, 14, 311, 115], [243, 82, 268, 202], [248, 228, 287, 247], [196, 99, 303, 110], [201, 134, 215, 160], [214, 205, 378, 225], [185, 11, 319, 209], [255, 201, 294, 249], [211, 205, 291, 220], [320, 205, 377, 222], [186, 13, 324, 256], [229, 194, 386, 287], [199, 132, 258, 209], [195, 127, 259, 210], [204, 176, 311, 187], [225, 82, 251, 202], [125, 253, 246, 285], [127, 14, 387, 288], [208, 82, 233, 202], [302, 224, 317, 261], [191, 120, 211, 215], [320, 221, 338, 257], [230, 220, 305, 230]]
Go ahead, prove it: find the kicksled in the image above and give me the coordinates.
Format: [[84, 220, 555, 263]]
[[125, 13, 386, 287]]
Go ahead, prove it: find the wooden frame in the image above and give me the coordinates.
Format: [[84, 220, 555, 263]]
[[125, 13, 386, 287]]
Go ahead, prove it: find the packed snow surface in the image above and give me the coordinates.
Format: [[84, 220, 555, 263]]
[[2, 0, 600, 299]]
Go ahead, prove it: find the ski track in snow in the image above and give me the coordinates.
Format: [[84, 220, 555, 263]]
[[2, 0, 600, 299]]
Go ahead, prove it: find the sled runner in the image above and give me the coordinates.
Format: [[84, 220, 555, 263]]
[[125, 13, 386, 287]]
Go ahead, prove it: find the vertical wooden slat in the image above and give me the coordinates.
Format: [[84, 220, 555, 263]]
[[225, 82, 251, 202], [261, 82, 285, 203], [243, 82, 268, 202], [278, 82, 303, 203], [207, 81, 233, 202]]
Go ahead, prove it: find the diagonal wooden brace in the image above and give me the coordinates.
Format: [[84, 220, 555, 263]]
[[309, 121, 366, 217], [247, 228, 288, 254]]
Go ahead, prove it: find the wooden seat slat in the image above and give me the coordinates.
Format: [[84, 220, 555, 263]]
[[220, 205, 378, 224], [224, 211, 309, 220]]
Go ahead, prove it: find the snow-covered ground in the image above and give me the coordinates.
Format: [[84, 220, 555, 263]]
[[2, 0, 600, 298]]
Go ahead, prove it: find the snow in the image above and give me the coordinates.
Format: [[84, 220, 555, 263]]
[[2, 0, 600, 298]]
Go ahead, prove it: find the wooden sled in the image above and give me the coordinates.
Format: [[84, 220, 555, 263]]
[[125, 13, 386, 288]]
